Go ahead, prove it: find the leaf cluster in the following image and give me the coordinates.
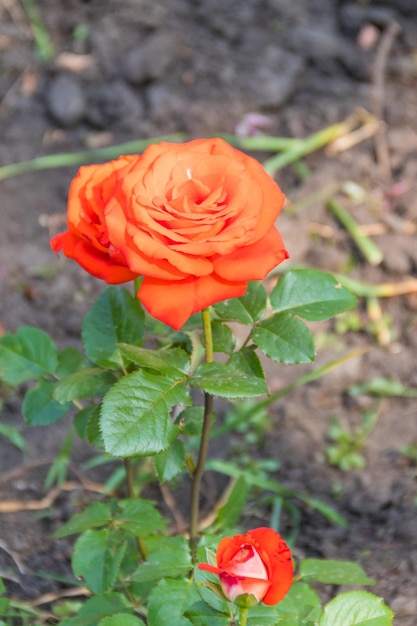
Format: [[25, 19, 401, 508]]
[[0, 270, 356, 465]]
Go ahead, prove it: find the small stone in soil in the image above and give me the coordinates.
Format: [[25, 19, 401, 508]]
[[123, 32, 178, 84], [45, 74, 86, 127]]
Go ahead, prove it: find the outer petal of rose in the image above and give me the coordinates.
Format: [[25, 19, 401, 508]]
[[238, 153, 286, 239], [213, 228, 289, 282], [139, 274, 247, 329], [216, 535, 246, 568], [246, 528, 293, 606], [219, 572, 270, 603], [50, 232, 137, 284]]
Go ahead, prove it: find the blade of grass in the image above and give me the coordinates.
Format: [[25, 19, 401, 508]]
[[218, 134, 302, 152], [263, 122, 348, 176], [207, 459, 347, 527], [21, 0, 55, 61], [326, 198, 383, 265], [211, 348, 368, 438], [366, 296, 392, 346], [331, 273, 417, 298], [0, 134, 186, 181]]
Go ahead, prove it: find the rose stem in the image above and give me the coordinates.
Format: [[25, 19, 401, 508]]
[[124, 458, 147, 560], [239, 607, 248, 626], [189, 307, 214, 561]]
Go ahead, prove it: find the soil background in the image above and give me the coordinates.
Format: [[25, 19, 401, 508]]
[[0, 1, 417, 624]]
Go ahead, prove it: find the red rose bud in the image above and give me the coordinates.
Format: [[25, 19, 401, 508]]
[[199, 527, 293, 606], [51, 138, 288, 329]]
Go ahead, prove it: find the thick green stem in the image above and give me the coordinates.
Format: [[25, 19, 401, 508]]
[[189, 308, 214, 560], [239, 607, 248, 626]]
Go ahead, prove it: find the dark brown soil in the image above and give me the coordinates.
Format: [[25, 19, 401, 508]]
[[0, 1, 416, 623]]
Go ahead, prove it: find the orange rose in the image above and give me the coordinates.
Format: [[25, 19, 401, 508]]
[[51, 138, 288, 329], [50, 155, 139, 284], [198, 527, 293, 606]]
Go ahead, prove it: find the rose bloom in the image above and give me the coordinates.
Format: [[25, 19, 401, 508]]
[[51, 138, 288, 329], [198, 527, 293, 606]]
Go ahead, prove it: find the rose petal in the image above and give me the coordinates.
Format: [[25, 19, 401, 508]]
[[245, 528, 294, 606], [139, 274, 247, 329], [50, 232, 137, 284], [213, 228, 289, 282], [219, 572, 270, 603]]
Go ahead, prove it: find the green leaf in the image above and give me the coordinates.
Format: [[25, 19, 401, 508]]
[[118, 344, 190, 375], [100, 370, 188, 457], [99, 616, 145, 626], [152, 439, 186, 482], [82, 287, 145, 369], [73, 405, 96, 440], [247, 603, 285, 625], [276, 581, 322, 625], [349, 377, 417, 398], [319, 591, 394, 626], [251, 314, 315, 364], [214, 282, 267, 324], [115, 498, 166, 536], [60, 592, 131, 626], [209, 321, 236, 355], [271, 269, 356, 321], [229, 346, 265, 380], [54, 502, 112, 538], [132, 536, 191, 582], [0, 421, 25, 452], [190, 362, 267, 399], [178, 406, 205, 436], [72, 528, 126, 594], [185, 602, 230, 626], [57, 347, 86, 377], [86, 405, 105, 447], [194, 557, 230, 614], [22, 380, 72, 425], [214, 476, 248, 530], [147, 578, 198, 626], [300, 559, 375, 585], [53, 367, 117, 403], [0, 326, 57, 384]]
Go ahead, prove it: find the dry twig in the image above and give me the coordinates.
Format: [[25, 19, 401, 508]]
[[371, 21, 401, 179]]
